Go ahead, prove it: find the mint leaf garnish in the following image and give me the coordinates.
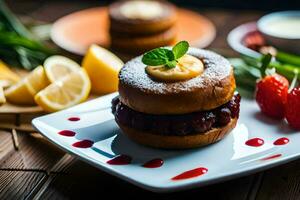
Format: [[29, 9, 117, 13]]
[[166, 60, 177, 68], [172, 41, 189, 59], [141, 48, 172, 66], [142, 41, 189, 69]]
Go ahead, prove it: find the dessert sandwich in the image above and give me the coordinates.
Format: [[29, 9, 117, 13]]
[[112, 41, 240, 149]]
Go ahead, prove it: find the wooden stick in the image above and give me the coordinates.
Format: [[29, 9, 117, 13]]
[[11, 129, 19, 151]]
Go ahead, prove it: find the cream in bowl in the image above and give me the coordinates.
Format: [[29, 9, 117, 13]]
[[257, 11, 300, 54]]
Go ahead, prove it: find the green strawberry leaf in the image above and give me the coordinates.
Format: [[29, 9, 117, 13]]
[[260, 53, 273, 77]]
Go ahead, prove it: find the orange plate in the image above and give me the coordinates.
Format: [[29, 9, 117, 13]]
[[51, 7, 216, 56]]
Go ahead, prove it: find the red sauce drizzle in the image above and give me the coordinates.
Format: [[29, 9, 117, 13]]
[[72, 140, 94, 148], [172, 167, 208, 181], [142, 158, 164, 168], [245, 138, 264, 147], [58, 130, 76, 137], [68, 117, 80, 121], [273, 137, 289, 146], [107, 155, 132, 165], [261, 154, 282, 161]]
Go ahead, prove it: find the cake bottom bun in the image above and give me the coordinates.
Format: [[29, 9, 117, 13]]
[[117, 118, 237, 149], [113, 42, 240, 149], [112, 93, 240, 149]]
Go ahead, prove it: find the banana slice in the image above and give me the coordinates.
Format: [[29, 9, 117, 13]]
[[146, 54, 204, 82]]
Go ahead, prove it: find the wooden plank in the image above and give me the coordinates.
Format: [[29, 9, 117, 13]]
[[0, 130, 15, 163], [255, 159, 300, 200], [0, 170, 46, 200], [0, 131, 15, 163], [50, 154, 75, 173], [0, 131, 65, 171], [245, 172, 264, 200], [35, 157, 257, 199]]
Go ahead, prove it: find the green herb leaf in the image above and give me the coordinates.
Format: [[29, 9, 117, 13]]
[[141, 41, 189, 69], [166, 60, 177, 68], [142, 48, 174, 66], [172, 41, 189, 59]]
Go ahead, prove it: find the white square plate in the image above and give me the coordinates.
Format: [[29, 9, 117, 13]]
[[32, 93, 299, 192]]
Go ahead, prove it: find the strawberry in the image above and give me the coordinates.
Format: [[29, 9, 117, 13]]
[[285, 87, 300, 129], [255, 73, 289, 119]]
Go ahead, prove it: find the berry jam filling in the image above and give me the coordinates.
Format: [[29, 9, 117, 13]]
[[112, 93, 240, 136]]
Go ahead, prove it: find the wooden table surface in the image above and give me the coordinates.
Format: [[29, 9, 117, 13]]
[[2, 1, 300, 199]]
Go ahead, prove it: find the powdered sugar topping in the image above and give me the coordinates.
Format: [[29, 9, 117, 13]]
[[119, 48, 232, 94]]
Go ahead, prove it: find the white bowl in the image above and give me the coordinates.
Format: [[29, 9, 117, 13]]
[[257, 11, 300, 54]]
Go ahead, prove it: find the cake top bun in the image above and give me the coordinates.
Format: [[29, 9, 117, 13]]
[[118, 45, 236, 115]]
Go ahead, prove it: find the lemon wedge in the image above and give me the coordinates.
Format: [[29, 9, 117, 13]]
[[0, 61, 20, 88], [4, 66, 49, 105], [44, 55, 81, 82], [34, 69, 91, 112], [0, 87, 6, 105], [82, 45, 124, 94]]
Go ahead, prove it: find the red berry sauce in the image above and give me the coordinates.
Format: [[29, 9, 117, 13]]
[[68, 117, 80, 121], [172, 167, 208, 181], [142, 158, 164, 168], [261, 154, 282, 161], [58, 130, 76, 137], [245, 138, 264, 147], [107, 155, 132, 165], [72, 140, 94, 148], [273, 137, 289, 146]]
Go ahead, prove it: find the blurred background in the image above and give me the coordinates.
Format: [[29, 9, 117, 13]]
[[7, 0, 300, 12], [0, 1, 300, 199]]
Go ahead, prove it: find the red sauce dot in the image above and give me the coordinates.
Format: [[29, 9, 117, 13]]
[[68, 117, 80, 121], [245, 138, 264, 147], [58, 130, 76, 137], [72, 140, 94, 148], [142, 158, 164, 168], [273, 137, 289, 145], [172, 167, 208, 181], [261, 154, 282, 161], [107, 155, 132, 165]]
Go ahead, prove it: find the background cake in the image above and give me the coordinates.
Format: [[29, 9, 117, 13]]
[[109, 0, 178, 59]]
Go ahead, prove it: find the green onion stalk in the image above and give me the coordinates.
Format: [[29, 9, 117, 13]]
[[0, 0, 54, 70]]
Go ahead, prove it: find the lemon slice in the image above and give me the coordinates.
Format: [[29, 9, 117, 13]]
[[82, 44, 124, 94], [146, 54, 204, 82], [0, 87, 6, 105], [35, 69, 91, 112], [44, 55, 81, 83], [4, 66, 49, 105], [0, 61, 20, 88]]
